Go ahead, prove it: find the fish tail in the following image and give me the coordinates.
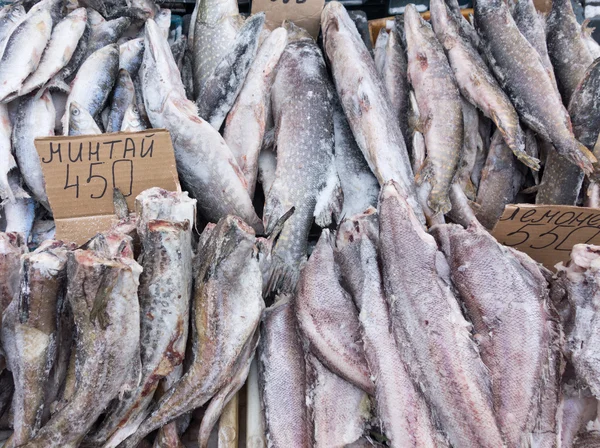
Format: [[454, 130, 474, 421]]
[[570, 140, 597, 176], [514, 150, 541, 171]]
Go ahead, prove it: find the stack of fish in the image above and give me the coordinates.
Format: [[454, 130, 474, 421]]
[[0, 0, 600, 445]]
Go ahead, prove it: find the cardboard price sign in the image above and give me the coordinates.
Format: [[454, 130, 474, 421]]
[[491, 204, 600, 270], [35, 129, 180, 244], [251, 0, 324, 38]]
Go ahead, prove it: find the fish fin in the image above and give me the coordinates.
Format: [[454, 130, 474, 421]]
[[514, 150, 541, 171], [113, 188, 129, 220], [582, 19, 596, 37], [572, 141, 597, 175]]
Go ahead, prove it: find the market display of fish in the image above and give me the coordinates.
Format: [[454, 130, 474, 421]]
[[1, 0, 600, 446]]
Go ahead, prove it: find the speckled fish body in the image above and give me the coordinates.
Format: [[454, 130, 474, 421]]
[[263, 33, 338, 292], [475, 0, 596, 174], [141, 19, 263, 233], [432, 222, 558, 447], [296, 230, 373, 394], [24, 247, 142, 448], [0, 102, 15, 202], [86, 16, 130, 57], [106, 68, 135, 133], [321, 2, 422, 221], [13, 90, 55, 210], [475, 129, 524, 229], [119, 38, 144, 76], [405, 5, 463, 214], [259, 297, 312, 448], [378, 181, 504, 448], [430, 0, 538, 172], [4, 241, 72, 448], [335, 210, 446, 448], [223, 27, 287, 198], [68, 101, 102, 136], [308, 353, 370, 448], [556, 245, 600, 399], [120, 216, 263, 448], [19, 8, 88, 97], [192, 0, 244, 97], [62, 44, 119, 134], [196, 13, 264, 130], [0, 8, 52, 102]]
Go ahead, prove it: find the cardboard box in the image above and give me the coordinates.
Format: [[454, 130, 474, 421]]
[[251, 0, 324, 38]]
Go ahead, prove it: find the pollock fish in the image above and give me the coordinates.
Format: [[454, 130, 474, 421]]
[[52, 19, 91, 86], [68, 101, 102, 136], [120, 101, 146, 132], [3, 173, 35, 240], [119, 38, 144, 76], [13, 90, 55, 210], [196, 13, 264, 130], [432, 221, 558, 447], [259, 297, 312, 448], [335, 210, 446, 448], [321, 2, 422, 220], [141, 19, 263, 233], [24, 246, 142, 448], [223, 26, 287, 198], [4, 241, 72, 448], [0, 4, 25, 50], [106, 68, 135, 133], [120, 215, 263, 448], [475, 0, 596, 173], [378, 181, 504, 448], [87, 16, 130, 57], [0, 102, 15, 202]]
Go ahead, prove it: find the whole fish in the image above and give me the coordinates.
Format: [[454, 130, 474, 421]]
[[0, 8, 52, 102], [86, 16, 130, 57], [556, 245, 600, 399], [432, 222, 558, 447], [3, 172, 35, 240], [68, 101, 102, 136], [63, 44, 119, 134], [430, 0, 538, 171], [259, 297, 312, 448], [19, 8, 88, 97], [24, 246, 142, 448], [106, 68, 135, 133], [374, 28, 388, 75], [119, 38, 144, 76], [405, 4, 463, 213], [322, 2, 422, 221], [475, 129, 524, 229], [0, 102, 15, 202], [296, 230, 373, 394], [308, 353, 370, 448], [192, 0, 244, 96], [333, 96, 379, 218], [474, 0, 596, 173], [196, 13, 265, 130], [335, 210, 446, 448], [13, 90, 55, 210], [120, 215, 264, 448], [4, 241, 71, 448], [223, 26, 287, 197], [378, 181, 504, 448], [141, 19, 263, 233]]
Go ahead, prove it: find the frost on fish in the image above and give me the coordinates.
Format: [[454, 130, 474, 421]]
[[559, 383, 599, 448], [0, 102, 15, 202], [86, 17, 130, 57]]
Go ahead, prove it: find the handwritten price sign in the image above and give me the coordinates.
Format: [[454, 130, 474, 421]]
[[491, 204, 600, 270]]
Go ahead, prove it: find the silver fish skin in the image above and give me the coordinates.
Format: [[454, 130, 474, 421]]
[[223, 26, 287, 198], [321, 2, 423, 221], [24, 248, 142, 448], [0, 232, 26, 316], [141, 19, 263, 233], [0, 102, 15, 202], [308, 353, 370, 448], [556, 245, 600, 399], [335, 209, 447, 448], [378, 181, 505, 448], [475, 129, 524, 230], [347, 10, 373, 56], [430, 0, 539, 171], [120, 215, 264, 448], [474, 0, 596, 174], [263, 34, 338, 292], [63, 44, 119, 134], [295, 230, 373, 394], [120, 101, 147, 132], [374, 28, 388, 75], [456, 99, 484, 200], [405, 4, 463, 214], [560, 384, 598, 448], [3, 173, 35, 240], [192, 0, 244, 97], [259, 297, 312, 448], [86, 17, 131, 57], [0, 4, 25, 50], [106, 69, 135, 133], [154, 8, 171, 39], [246, 358, 266, 448], [68, 101, 102, 136], [13, 90, 55, 210], [432, 222, 557, 447], [0, 8, 52, 102], [19, 8, 88, 97], [4, 241, 72, 448], [119, 38, 144, 76], [53, 19, 91, 85]]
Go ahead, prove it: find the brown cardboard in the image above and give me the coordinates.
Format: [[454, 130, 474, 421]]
[[491, 204, 600, 270], [251, 0, 324, 38], [533, 0, 552, 13], [35, 129, 180, 245]]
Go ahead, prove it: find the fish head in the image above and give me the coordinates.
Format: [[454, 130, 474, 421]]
[[68, 7, 88, 24], [68, 101, 98, 135]]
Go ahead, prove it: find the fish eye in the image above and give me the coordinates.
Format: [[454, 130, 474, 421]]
[[72, 108, 79, 116]]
